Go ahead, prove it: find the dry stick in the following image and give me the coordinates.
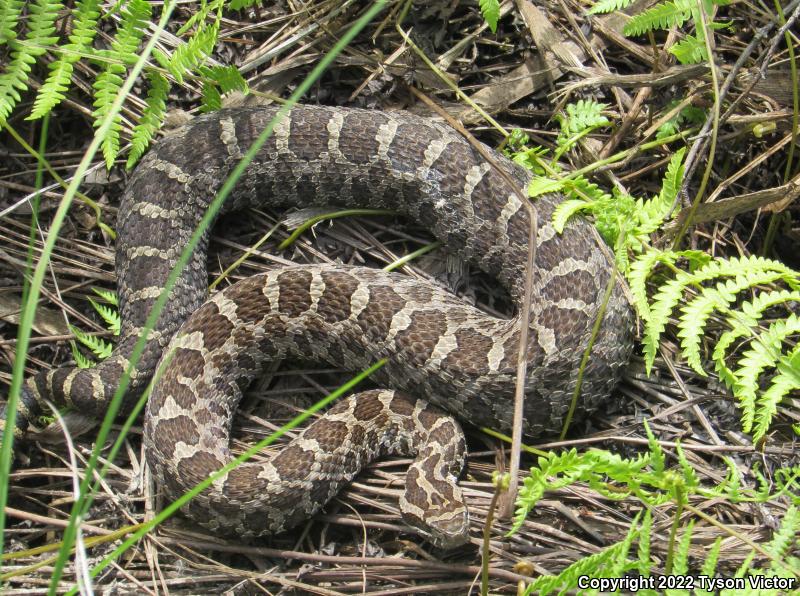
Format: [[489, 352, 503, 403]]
[[406, 88, 536, 522], [155, 536, 529, 584], [599, 86, 652, 160]]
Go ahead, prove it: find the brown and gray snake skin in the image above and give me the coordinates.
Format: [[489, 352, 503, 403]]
[[4, 105, 634, 547]]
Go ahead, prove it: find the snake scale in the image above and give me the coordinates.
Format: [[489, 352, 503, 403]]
[[4, 105, 634, 547]]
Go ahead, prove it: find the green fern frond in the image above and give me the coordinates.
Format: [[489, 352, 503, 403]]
[[91, 0, 152, 168], [163, 21, 218, 84], [713, 289, 800, 387], [678, 269, 794, 375], [92, 287, 118, 305], [0, 0, 63, 124], [643, 255, 798, 373], [734, 314, 800, 435], [0, 0, 24, 45], [671, 519, 695, 576], [528, 176, 564, 199], [607, 510, 641, 578], [127, 69, 169, 168], [657, 104, 706, 139], [566, 175, 612, 203], [69, 324, 113, 360], [623, 0, 693, 36], [670, 34, 708, 64], [773, 466, 800, 504], [636, 509, 653, 577], [524, 524, 638, 595], [635, 147, 686, 236], [697, 538, 722, 595], [201, 64, 248, 95], [478, 0, 500, 33], [200, 80, 222, 112], [551, 197, 590, 231], [29, 0, 101, 119], [588, 0, 635, 15], [511, 145, 548, 173], [550, 177, 616, 240], [751, 347, 800, 441], [644, 419, 664, 474], [30, 59, 75, 119], [643, 274, 689, 372], [627, 251, 667, 320], [70, 342, 94, 369], [676, 442, 699, 491], [629, 249, 711, 315], [177, 0, 223, 35], [228, 0, 260, 10], [766, 505, 800, 572], [88, 297, 120, 335], [559, 99, 609, 136]]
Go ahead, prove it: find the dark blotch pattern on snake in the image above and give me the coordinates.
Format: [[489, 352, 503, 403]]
[[3, 106, 634, 546]]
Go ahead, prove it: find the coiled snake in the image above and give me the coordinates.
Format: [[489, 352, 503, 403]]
[[4, 106, 633, 547]]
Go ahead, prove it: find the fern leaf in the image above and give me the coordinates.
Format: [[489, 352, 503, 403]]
[[551, 198, 589, 231], [127, 69, 169, 169], [678, 270, 791, 375], [92, 67, 124, 168], [587, 0, 635, 15], [635, 147, 686, 237], [607, 510, 641, 578], [627, 250, 668, 320], [30, 59, 75, 119], [29, 0, 101, 119], [734, 314, 800, 433], [525, 537, 633, 594], [671, 519, 695, 576], [177, 0, 223, 35], [636, 509, 653, 576], [623, 0, 692, 36], [165, 22, 218, 84], [478, 0, 500, 33], [70, 341, 94, 369], [767, 505, 800, 566], [670, 34, 708, 64], [643, 255, 799, 373], [88, 297, 120, 335], [0, 0, 63, 123], [695, 538, 723, 595], [627, 249, 709, 321], [751, 347, 800, 442], [644, 419, 665, 475], [201, 64, 248, 95], [566, 175, 612, 203], [92, 286, 118, 306], [713, 290, 800, 388], [0, 0, 24, 45], [676, 441, 699, 491], [70, 324, 113, 360], [228, 0, 261, 9], [92, 0, 152, 168], [200, 80, 222, 112], [643, 272, 687, 372], [560, 99, 609, 135]]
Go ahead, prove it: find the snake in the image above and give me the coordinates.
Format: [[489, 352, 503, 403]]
[[3, 105, 634, 547]]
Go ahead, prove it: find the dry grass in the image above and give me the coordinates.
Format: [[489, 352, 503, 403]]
[[1, 0, 799, 592]]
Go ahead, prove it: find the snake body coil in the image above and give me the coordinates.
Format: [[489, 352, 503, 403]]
[[7, 106, 633, 546]]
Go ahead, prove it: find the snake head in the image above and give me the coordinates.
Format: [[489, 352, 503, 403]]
[[400, 458, 470, 549], [0, 380, 39, 441], [400, 488, 470, 549]]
